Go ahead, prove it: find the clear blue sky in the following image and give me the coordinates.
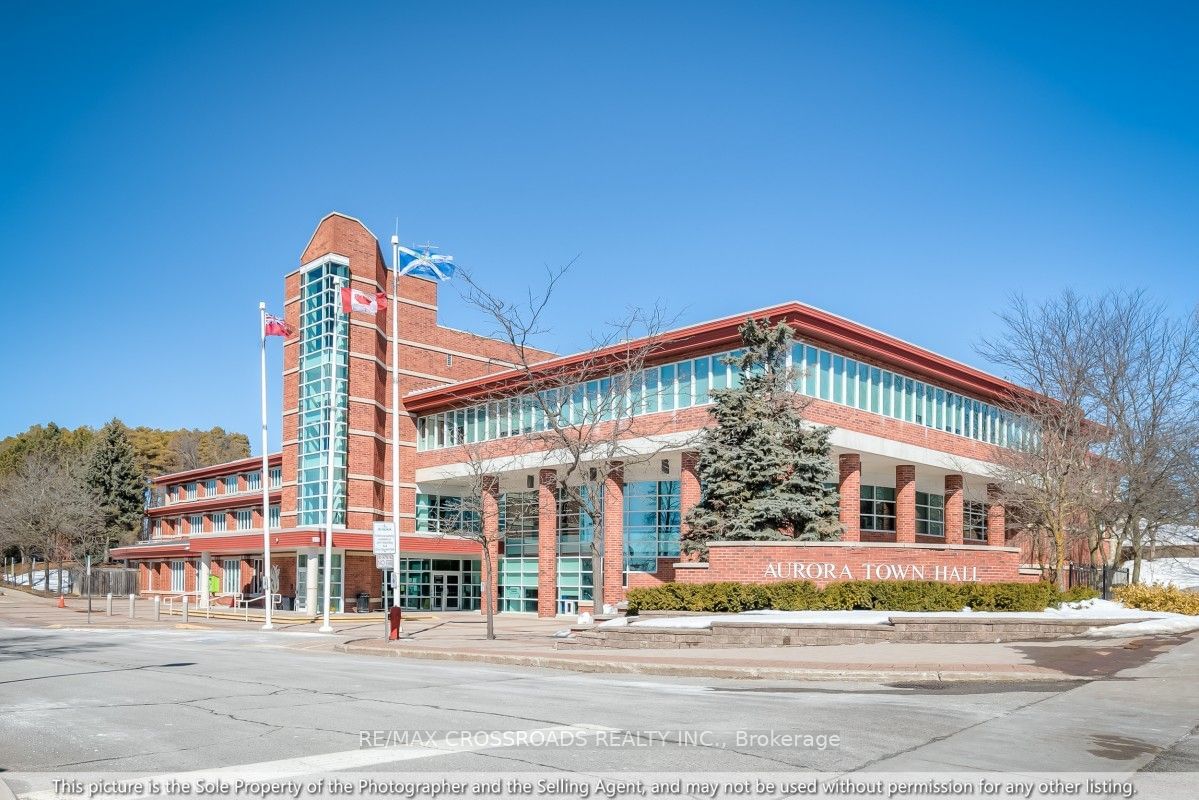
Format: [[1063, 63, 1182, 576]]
[[2, 1, 1197, 452]]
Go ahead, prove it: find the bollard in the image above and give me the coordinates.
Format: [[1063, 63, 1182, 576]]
[[154, 596, 161, 621], [128, 594, 135, 618], [106, 593, 113, 616], [182, 595, 189, 623]]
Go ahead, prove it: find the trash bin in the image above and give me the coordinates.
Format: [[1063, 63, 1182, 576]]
[[356, 592, 370, 613]]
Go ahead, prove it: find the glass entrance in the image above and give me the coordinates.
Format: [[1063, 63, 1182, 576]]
[[432, 572, 460, 611], [296, 553, 344, 614]]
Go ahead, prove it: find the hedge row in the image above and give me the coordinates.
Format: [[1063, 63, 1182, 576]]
[[1115, 584, 1199, 615], [625, 580, 1099, 614]]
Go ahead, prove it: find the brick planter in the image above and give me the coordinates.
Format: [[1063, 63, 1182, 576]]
[[560, 615, 1145, 650], [628, 540, 1036, 591]]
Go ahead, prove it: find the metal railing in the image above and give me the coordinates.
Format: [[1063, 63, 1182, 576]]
[[1067, 564, 1130, 600]]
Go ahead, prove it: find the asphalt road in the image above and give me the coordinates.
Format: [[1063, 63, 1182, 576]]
[[1, 625, 1196, 792]]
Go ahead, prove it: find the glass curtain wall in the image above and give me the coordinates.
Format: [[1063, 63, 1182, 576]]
[[498, 491, 539, 612], [623, 480, 681, 577], [556, 487, 597, 614], [297, 260, 349, 526]]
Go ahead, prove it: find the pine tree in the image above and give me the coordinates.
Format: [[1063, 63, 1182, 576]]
[[86, 419, 146, 555], [683, 319, 841, 554]]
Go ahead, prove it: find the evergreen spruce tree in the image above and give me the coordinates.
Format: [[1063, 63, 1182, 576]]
[[86, 419, 146, 555], [683, 319, 841, 554]]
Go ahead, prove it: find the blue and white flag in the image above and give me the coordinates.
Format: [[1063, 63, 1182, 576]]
[[398, 246, 456, 281]]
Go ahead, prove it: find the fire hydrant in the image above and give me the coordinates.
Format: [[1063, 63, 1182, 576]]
[[388, 606, 402, 641]]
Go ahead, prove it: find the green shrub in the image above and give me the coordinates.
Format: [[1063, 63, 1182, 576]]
[[1115, 583, 1199, 615], [625, 579, 1065, 614], [1056, 585, 1101, 605]]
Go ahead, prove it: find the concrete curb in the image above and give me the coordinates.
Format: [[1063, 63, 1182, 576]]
[[333, 641, 1086, 683]]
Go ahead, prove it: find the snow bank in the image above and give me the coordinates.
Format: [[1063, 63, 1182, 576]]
[[1120, 557, 1199, 589], [600, 599, 1197, 636], [1084, 616, 1199, 638], [604, 610, 895, 629]]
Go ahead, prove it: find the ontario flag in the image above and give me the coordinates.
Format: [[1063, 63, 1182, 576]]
[[264, 313, 293, 337], [341, 286, 388, 315]]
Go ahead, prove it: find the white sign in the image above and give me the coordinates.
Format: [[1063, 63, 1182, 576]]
[[372, 522, 396, 554], [375, 554, 394, 571]]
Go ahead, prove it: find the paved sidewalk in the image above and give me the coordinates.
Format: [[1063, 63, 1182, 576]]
[[0, 585, 402, 637], [4, 586, 1188, 683], [337, 610, 1191, 683]]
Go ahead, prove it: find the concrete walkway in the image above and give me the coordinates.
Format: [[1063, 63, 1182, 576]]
[[339, 618, 1189, 682], [3, 587, 1190, 683]]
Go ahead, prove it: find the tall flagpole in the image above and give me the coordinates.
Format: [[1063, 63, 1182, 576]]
[[390, 234, 402, 623], [319, 278, 340, 634], [259, 302, 274, 631]]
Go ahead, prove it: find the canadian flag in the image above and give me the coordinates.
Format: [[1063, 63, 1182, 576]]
[[341, 287, 388, 315]]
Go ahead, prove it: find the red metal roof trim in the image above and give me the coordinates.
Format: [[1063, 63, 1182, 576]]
[[402, 301, 1037, 413], [146, 490, 283, 517], [151, 452, 283, 486]]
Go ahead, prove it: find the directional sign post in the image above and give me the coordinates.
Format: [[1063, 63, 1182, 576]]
[[372, 522, 396, 636]]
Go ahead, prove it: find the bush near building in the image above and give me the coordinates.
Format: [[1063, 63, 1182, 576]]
[[1115, 584, 1199, 615], [626, 580, 1097, 614]]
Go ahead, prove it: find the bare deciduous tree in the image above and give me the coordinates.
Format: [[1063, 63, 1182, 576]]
[[0, 452, 104, 588], [1088, 292, 1199, 581], [979, 290, 1199, 584], [425, 266, 698, 623]]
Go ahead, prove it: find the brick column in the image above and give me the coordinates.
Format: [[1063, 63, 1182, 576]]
[[838, 453, 861, 542], [679, 452, 701, 559], [537, 469, 558, 618], [601, 463, 625, 609], [944, 474, 964, 545], [481, 475, 500, 615], [895, 465, 916, 544], [986, 483, 1006, 547]]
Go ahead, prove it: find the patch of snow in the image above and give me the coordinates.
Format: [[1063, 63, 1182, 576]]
[[576, 612, 593, 625], [625, 610, 894, 629], [1147, 524, 1199, 547], [6, 572, 72, 591], [1084, 616, 1199, 638], [608, 599, 1193, 633], [1120, 557, 1199, 589]]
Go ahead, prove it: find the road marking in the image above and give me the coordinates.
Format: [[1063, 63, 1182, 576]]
[[18, 724, 615, 799]]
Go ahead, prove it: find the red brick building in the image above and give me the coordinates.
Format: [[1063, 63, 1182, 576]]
[[113, 211, 1045, 617]]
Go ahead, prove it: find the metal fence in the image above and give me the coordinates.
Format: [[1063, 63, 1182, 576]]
[[1067, 564, 1130, 599]]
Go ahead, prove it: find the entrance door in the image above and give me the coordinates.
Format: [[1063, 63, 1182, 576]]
[[431, 572, 460, 611], [296, 553, 344, 614]]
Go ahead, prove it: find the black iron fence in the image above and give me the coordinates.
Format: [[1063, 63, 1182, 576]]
[[1067, 564, 1130, 600]]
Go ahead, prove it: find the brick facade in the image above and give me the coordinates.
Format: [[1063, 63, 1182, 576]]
[[944, 474, 964, 546], [601, 464, 625, 608], [481, 476, 500, 614], [537, 469, 558, 617], [837, 453, 861, 542], [895, 465, 916, 544], [987, 483, 1006, 547]]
